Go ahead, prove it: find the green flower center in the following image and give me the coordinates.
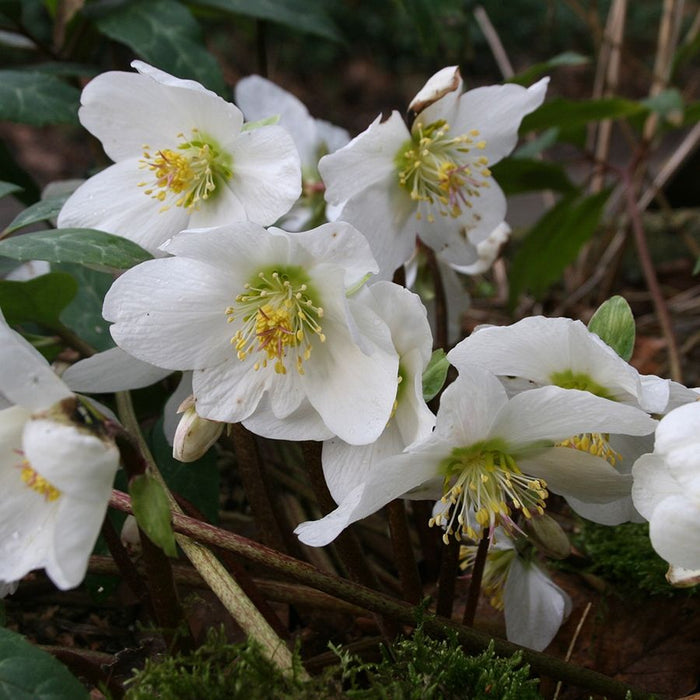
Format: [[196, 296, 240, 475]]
[[549, 370, 614, 400], [225, 266, 325, 376], [431, 441, 548, 542], [139, 129, 232, 211], [395, 119, 491, 222]]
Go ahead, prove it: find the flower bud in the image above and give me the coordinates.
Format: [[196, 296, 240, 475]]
[[524, 514, 571, 559], [120, 515, 141, 556], [173, 401, 223, 462]]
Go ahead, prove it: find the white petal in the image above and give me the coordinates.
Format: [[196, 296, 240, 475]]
[[495, 386, 656, 450], [519, 447, 632, 503], [304, 305, 398, 445], [319, 111, 409, 205], [284, 221, 379, 289], [648, 494, 700, 569], [434, 366, 508, 445], [163, 371, 194, 445], [418, 182, 507, 269], [452, 78, 549, 166], [504, 557, 570, 651], [243, 395, 333, 441], [295, 451, 441, 547], [448, 221, 511, 276], [322, 421, 406, 505], [80, 66, 243, 162], [631, 453, 680, 520], [57, 159, 191, 253], [63, 347, 172, 393], [23, 419, 119, 499], [103, 257, 235, 369], [565, 494, 643, 525], [334, 177, 418, 279], [235, 75, 319, 167], [408, 66, 463, 123], [227, 125, 301, 225], [0, 313, 72, 411]]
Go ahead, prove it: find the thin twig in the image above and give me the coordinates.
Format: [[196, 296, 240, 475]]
[[553, 602, 593, 700]]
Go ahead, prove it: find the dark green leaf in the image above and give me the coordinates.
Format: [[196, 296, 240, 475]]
[[588, 295, 636, 361], [129, 473, 178, 557], [521, 97, 645, 134], [491, 158, 577, 196], [0, 70, 79, 125], [0, 272, 77, 326], [693, 256, 700, 275], [0, 627, 89, 700], [422, 349, 449, 402], [3, 194, 70, 234], [0, 182, 22, 200], [513, 128, 560, 159], [149, 417, 220, 524], [641, 88, 684, 123], [94, 0, 226, 94], [189, 0, 341, 41], [0, 228, 152, 270], [509, 51, 589, 86], [509, 190, 610, 306], [56, 263, 114, 352]]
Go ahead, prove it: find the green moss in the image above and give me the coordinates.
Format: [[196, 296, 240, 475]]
[[124, 626, 542, 700], [572, 520, 697, 597]]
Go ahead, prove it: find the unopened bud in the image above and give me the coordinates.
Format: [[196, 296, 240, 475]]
[[120, 515, 141, 555], [173, 403, 223, 462], [408, 66, 462, 122], [525, 514, 571, 559]]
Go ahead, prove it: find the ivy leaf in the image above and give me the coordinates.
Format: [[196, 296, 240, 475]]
[[588, 295, 636, 361], [3, 194, 71, 234], [56, 263, 114, 353], [92, 0, 226, 94], [189, 0, 342, 41], [0, 182, 22, 200], [0, 228, 152, 271], [422, 349, 449, 401], [509, 190, 610, 306], [0, 70, 79, 125], [0, 272, 77, 326], [0, 627, 89, 699], [129, 473, 178, 557], [508, 51, 589, 86]]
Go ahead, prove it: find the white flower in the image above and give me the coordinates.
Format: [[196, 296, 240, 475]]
[[0, 313, 119, 590], [58, 61, 301, 254], [102, 221, 399, 445], [460, 531, 572, 651], [321, 281, 436, 506], [632, 401, 700, 571], [447, 315, 672, 524], [295, 365, 656, 547], [235, 75, 349, 231], [319, 66, 547, 278]]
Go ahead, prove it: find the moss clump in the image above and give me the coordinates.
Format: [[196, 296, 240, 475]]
[[343, 628, 542, 699], [124, 626, 541, 699], [573, 520, 696, 597]]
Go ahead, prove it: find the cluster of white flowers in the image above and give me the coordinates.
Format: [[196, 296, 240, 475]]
[[4, 60, 698, 650]]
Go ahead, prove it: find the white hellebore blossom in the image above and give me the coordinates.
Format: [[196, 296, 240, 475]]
[[0, 313, 119, 590], [58, 61, 301, 254], [632, 401, 700, 571], [319, 66, 547, 278], [103, 221, 399, 445], [321, 281, 436, 507], [295, 365, 656, 547], [448, 316, 672, 524], [235, 75, 350, 231], [460, 531, 572, 651]]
